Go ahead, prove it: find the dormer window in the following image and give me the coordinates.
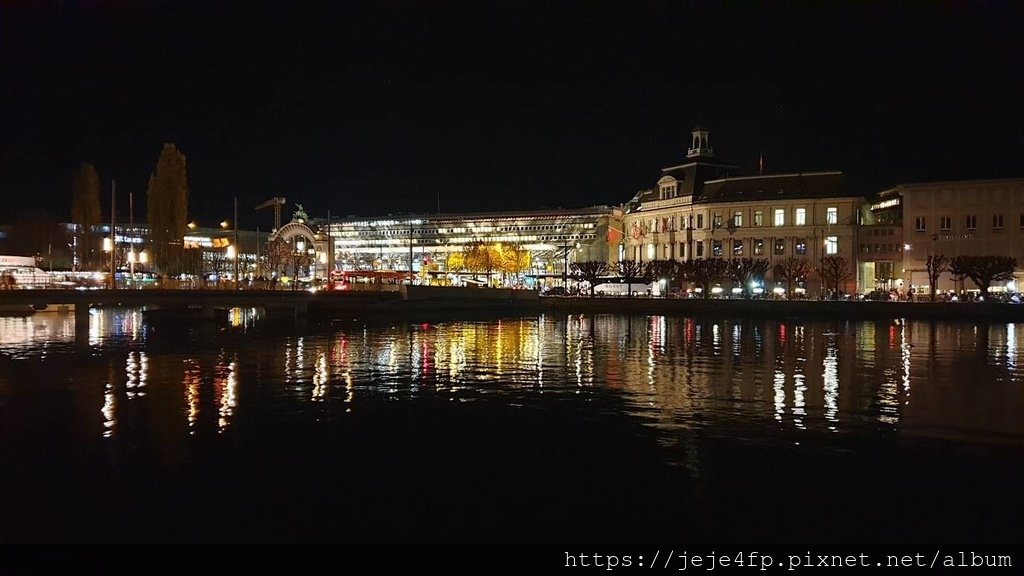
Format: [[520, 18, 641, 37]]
[[659, 184, 676, 199]]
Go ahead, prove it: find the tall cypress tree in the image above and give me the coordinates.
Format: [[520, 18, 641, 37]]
[[70, 163, 101, 270], [146, 144, 189, 274]]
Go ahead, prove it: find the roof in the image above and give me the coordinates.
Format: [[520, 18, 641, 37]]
[[893, 176, 1024, 190], [697, 172, 849, 204]]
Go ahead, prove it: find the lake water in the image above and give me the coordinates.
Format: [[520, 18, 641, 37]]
[[0, 309, 1021, 543]]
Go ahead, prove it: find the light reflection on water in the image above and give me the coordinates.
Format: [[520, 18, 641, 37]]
[[0, 310, 1022, 446], [2, 308, 1023, 543]]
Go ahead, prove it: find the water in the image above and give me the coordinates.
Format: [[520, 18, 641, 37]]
[[0, 309, 1021, 543]]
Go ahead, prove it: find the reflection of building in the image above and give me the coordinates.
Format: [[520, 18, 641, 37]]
[[875, 177, 1024, 294], [321, 206, 623, 287], [622, 127, 865, 296]]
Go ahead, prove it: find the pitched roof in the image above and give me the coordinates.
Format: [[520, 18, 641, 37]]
[[697, 172, 849, 204]]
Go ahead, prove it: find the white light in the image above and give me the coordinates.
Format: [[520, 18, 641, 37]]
[[226, 245, 236, 260], [139, 250, 149, 264], [903, 243, 911, 251], [127, 249, 136, 263], [795, 287, 806, 294], [103, 238, 113, 252], [731, 287, 742, 294], [297, 240, 305, 252], [773, 286, 786, 295], [753, 287, 765, 294], [711, 286, 724, 294]]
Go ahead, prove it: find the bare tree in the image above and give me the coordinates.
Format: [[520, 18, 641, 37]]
[[949, 255, 1017, 297], [817, 256, 852, 300], [570, 260, 609, 297], [615, 259, 644, 298], [728, 257, 771, 298], [772, 257, 813, 298], [682, 258, 730, 298], [926, 254, 949, 301], [643, 259, 680, 297]]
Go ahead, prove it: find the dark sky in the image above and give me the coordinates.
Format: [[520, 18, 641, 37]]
[[2, 1, 1023, 229]]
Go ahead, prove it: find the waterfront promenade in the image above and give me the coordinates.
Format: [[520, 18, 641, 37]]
[[3, 286, 1024, 328]]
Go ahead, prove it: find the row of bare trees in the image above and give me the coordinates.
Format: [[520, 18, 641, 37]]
[[925, 255, 1017, 301], [570, 257, 854, 299]]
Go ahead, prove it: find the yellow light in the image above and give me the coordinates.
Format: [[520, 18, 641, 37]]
[[127, 249, 136, 263], [221, 221, 229, 229], [188, 221, 197, 230], [226, 245, 236, 260], [139, 250, 149, 264], [102, 238, 113, 252]]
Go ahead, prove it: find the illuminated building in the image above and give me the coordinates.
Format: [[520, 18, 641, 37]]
[[875, 177, 1024, 295], [622, 127, 865, 296], [319, 206, 623, 287]]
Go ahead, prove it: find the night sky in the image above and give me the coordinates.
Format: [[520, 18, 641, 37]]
[[2, 1, 1023, 229]]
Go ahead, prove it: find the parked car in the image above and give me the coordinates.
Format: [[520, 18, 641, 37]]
[[542, 286, 568, 296], [863, 290, 894, 301]]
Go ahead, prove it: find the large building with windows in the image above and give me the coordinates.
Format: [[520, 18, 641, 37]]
[[320, 206, 623, 288], [622, 127, 865, 296], [874, 177, 1024, 295]]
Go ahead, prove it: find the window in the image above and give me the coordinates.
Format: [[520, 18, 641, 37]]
[[966, 215, 977, 230], [993, 214, 1004, 230], [678, 242, 685, 257], [733, 211, 743, 228], [940, 216, 952, 231], [774, 239, 785, 255], [697, 214, 704, 229], [915, 216, 926, 232], [696, 241, 704, 257], [753, 239, 764, 255], [774, 209, 785, 226], [795, 239, 807, 255], [825, 236, 838, 255], [647, 243, 656, 260], [826, 207, 838, 225], [713, 214, 723, 229], [712, 240, 723, 257], [795, 208, 807, 226], [753, 210, 764, 227], [732, 239, 743, 256]]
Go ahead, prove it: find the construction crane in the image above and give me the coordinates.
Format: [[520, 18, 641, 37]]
[[256, 197, 286, 231]]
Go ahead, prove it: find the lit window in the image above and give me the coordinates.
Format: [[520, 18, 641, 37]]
[[795, 239, 806, 255], [825, 236, 838, 255], [753, 210, 763, 227], [826, 207, 838, 225], [713, 214, 723, 229], [732, 239, 743, 256], [774, 209, 785, 226], [753, 239, 764, 255], [774, 239, 785, 255], [712, 240, 723, 256], [795, 208, 806, 226]]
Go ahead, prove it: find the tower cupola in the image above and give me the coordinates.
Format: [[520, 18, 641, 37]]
[[687, 125, 713, 158]]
